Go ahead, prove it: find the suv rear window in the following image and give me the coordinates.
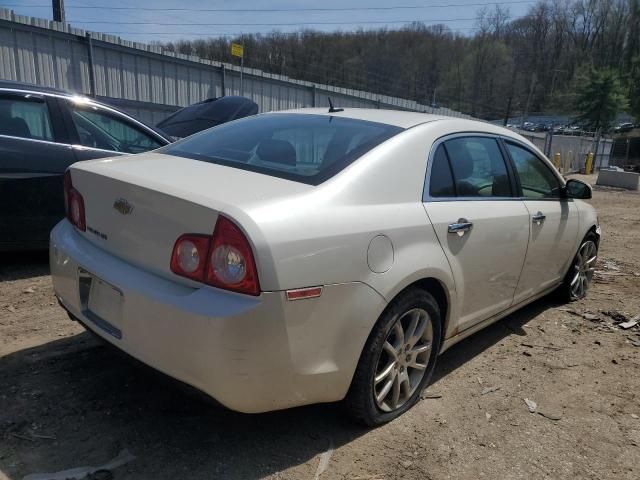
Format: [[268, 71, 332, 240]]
[[162, 113, 403, 185]]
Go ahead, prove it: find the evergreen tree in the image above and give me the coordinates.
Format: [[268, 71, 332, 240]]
[[574, 69, 628, 130]]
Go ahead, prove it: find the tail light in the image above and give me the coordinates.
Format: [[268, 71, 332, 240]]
[[170, 215, 260, 296], [169, 234, 211, 282], [64, 170, 86, 231]]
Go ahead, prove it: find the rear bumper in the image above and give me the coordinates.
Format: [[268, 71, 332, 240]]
[[50, 221, 386, 413]]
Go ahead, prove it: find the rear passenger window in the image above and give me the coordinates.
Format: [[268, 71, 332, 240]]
[[429, 144, 455, 197], [444, 137, 512, 197], [0, 96, 53, 141]]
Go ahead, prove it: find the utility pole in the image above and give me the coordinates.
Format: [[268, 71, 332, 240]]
[[592, 128, 602, 172], [503, 95, 513, 126], [52, 0, 65, 23], [522, 72, 537, 126], [85, 32, 96, 98], [240, 40, 244, 96], [544, 123, 554, 157], [504, 66, 517, 126]]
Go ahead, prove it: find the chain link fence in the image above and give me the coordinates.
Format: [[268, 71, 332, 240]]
[[515, 129, 612, 174]]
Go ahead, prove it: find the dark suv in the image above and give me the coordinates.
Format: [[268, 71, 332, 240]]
[[0, 81, 171, 251]]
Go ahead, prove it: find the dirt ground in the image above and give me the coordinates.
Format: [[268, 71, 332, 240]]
[[1, 174, 639, 480]]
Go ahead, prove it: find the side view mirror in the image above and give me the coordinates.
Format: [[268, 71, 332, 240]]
[[565, 179, 592, 199]]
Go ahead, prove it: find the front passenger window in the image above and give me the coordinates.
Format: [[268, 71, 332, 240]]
[[506, 143, 561, 198], [443, 137, 512, 197], [69, 104, 163, 154]]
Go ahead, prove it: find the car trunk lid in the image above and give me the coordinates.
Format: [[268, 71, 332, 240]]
[[69, 152, 310, 283]]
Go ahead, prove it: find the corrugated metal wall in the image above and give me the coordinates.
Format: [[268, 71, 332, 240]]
[[0, 8, 475, 126]]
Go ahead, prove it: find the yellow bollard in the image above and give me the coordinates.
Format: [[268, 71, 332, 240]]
[[553, 153, 561, 171], [585, 152, 594, 174]]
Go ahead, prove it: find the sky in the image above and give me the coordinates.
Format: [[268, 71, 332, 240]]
[[0, 0, 534, 43]]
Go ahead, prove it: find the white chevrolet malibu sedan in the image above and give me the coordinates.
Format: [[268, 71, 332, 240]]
[[51, 108, 599, 425]]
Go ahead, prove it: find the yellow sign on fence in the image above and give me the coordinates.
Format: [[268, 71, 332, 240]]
[[231, 43, 244, 58]]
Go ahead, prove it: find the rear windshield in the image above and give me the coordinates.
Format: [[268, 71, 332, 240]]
[[161, 113, 403, 185]]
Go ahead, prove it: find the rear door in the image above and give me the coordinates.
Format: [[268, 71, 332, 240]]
[[503, 140, 579, 302], [423, 135, 530, 331], [0, 92, 75, 249]]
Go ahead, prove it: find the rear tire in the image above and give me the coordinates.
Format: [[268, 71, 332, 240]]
[[559, 232, 599, 301], [344, 287, 441, 426]]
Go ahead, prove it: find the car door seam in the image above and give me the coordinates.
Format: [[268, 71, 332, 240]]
[[512, 200, 533, 299], [421, 203, 458, 297]]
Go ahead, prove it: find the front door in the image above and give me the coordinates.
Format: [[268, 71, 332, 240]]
[[503, 141, 579, 302], [423, 135, 530, 332]]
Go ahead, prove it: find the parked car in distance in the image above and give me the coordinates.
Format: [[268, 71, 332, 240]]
[[0, 81, 172, 251], [613, 122, 635, 134], [156, 96, 258, 139], [555, 125, 579, 136], [522, 122, 548, 132], [567, 125, 585, 136], [51, 108, 599, 425]]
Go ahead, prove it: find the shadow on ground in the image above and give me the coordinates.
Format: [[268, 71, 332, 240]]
[[432, 294, 563, 384], [0, 294, 561, 480], [0, 251, 49, 281]]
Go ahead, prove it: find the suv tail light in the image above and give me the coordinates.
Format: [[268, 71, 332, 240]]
[[170, 216, 260, 296], [64, 170, 86, 231]]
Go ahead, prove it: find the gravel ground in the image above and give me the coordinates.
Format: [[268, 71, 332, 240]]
[[1, 175, 639, 480]]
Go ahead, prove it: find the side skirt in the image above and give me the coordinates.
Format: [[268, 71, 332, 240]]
[[439, 283, 561, 353]]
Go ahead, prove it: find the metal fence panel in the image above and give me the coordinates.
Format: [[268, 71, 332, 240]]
[[1, 7, 474, 125]]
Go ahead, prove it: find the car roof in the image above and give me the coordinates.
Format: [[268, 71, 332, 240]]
[[272, 107, 522, 141], [274, 107, 450, 129], [0, 80, 173, 142], [157, 96, 259, 137], [0, 80, 76, 96], [270, 108, 550, 164]]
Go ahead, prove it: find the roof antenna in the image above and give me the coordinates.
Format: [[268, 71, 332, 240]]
[[327, 97, 344, 113]]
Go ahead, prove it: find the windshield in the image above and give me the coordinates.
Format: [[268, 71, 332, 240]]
[[161, 113, 403, 185]]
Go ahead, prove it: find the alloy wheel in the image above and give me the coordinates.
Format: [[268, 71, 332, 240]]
[[373, 308, 433, 412], [570, 240, 597, 298]]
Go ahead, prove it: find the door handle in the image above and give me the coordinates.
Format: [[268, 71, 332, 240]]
[[448, 218, 473, 236], [532, 211, 546, 225]]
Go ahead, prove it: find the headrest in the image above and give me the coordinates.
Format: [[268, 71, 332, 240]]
[[256, 138, 296, 166], [1, 117, 31, 139]]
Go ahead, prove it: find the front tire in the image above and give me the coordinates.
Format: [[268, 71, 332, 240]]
[[344, 287, 441, 426], [560, 232, 599, 301]]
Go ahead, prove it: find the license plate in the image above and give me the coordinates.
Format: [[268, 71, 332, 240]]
[[78, 269, 123, 339]]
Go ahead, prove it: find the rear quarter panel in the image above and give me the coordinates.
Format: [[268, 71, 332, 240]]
[[246, 122, 459, 336]]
